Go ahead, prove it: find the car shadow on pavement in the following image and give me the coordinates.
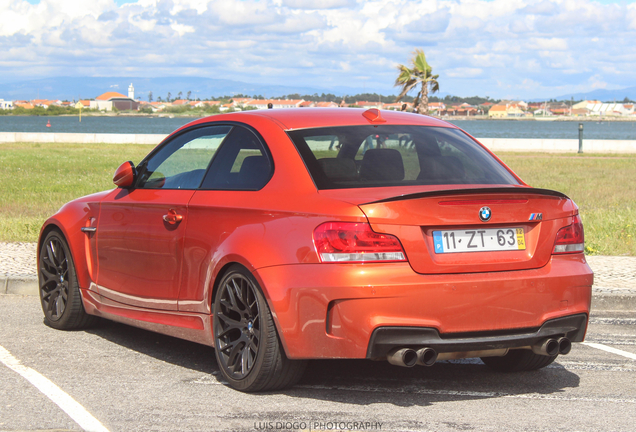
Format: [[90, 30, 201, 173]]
[[290, 358, 580, 407], [86, 319, 581, 407], [85, 319, 218, 375]]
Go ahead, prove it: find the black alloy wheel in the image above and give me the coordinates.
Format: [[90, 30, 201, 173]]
[[214, 271, 262, 380], [213, 265, 306, 392], [38, 231, 97, 330]]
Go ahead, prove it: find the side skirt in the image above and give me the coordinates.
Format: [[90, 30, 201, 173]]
[[81, 288, 215, 347]]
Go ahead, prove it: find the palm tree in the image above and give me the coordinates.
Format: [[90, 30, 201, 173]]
[[394, 49, 440, 115]]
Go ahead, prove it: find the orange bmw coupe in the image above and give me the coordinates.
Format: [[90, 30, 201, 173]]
[[38, 108, 593, 392]]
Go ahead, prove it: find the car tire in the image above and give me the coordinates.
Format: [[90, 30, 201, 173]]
[[38, 230, 98, 330], [213, 265, 307, 392], [480, 349, 557, 372]]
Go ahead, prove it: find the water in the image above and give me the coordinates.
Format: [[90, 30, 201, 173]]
[[449, 119, 636, 140], [1, 115, 636, 140], [0, 116, 194, 134]]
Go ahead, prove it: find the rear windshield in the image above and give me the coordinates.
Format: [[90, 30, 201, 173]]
[[287, 125, 520, 190]]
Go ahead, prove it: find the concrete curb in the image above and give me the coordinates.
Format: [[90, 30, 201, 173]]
[[591, 294, 636, 312], [2, 276, 38, 296], [3, 276, 635, 311]]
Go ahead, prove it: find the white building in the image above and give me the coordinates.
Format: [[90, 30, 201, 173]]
[[248, 99, 305, 110], [0, 99, 14, 109], [577, 101, 634, 116]]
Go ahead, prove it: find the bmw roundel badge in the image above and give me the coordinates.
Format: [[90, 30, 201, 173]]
[[479, 206, 492, 222]]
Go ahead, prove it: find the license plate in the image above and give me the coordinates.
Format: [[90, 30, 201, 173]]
[[433, 227, 526, 254]]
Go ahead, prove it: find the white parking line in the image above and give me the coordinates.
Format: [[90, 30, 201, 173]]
[[0, 344, 110, 432], [583, 342, 636, 360]]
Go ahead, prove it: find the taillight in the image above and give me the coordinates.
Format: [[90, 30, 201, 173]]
[[313, 222, 407, 263], [553, 215, 585, 254]]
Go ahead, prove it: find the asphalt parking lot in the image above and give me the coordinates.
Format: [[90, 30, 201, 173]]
[[1, 295, 635, 432]]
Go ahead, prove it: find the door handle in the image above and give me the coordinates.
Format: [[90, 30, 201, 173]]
[[163, 209, 183, 224]]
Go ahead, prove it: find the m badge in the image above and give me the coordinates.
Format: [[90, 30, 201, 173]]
[[529, 213, 543, 221]]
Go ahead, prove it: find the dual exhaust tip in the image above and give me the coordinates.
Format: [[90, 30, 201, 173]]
[[387, 347, 437, 368], [386, 337, 572, 368], [532, 337, 571, 356]]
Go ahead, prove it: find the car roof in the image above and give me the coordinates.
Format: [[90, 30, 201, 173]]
[[241, 108, 457, 130], [174, 108, 458, 134]]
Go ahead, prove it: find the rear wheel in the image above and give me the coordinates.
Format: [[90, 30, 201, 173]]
[[38, 230, 98, 330], [212, 265, 306, 392], [481, 349, 557, 372]]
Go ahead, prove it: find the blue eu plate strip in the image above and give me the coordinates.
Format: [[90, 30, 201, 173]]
[[433, 231, 444, 254]]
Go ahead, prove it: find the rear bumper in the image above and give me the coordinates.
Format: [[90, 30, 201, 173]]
[[366, 313, 587, 359], [254, 254, 593, 359]]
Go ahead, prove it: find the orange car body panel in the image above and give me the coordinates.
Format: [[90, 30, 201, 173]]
[[38, 108, 594, 359], [254, 254, 592, 359]]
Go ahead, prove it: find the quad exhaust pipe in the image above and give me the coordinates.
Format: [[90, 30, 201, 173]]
[[557, 337, 572, 355], [387, 338, 572, 367], [386, 347, 439, 367], [387, 348, 419, 367], [531, 337, 572, 356], [416, 348, 438, 366], [386, 347, 506, 367]]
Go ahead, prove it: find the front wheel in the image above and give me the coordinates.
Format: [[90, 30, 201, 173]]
[[212, 265, 306, 392], [38, 230, 98, 330], [481, 349, 557, 372]]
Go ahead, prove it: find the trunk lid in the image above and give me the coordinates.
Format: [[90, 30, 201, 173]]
[[359, 187, 576, 274]]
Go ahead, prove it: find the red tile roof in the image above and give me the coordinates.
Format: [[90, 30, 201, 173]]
[[96, 92, 127, 101], [489, 105, 507, 111]]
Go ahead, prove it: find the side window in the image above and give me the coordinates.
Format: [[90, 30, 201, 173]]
[[137, 126, 232, 189], [200, 126, 272, 190]]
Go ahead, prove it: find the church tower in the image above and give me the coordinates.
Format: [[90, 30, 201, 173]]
[[128, 83, 135, 100]]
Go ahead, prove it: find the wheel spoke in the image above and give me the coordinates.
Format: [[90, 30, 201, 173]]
[[227, 341, 244, 371], [48, 289, 60, 313], [231, 279, 246, 310], [240, 345, 251, 375], [219, 340, 235, 355], [40, 280, 58, 294], [220, 299, 240, 315], [46, 242, 57, 267], [40, 266, 57, 284], [55, 295, 65, 317], [216, 326, 237, 340], [42, 285, 58, 302], [217, 313, 242, 329], [225, 281, 239, 310]]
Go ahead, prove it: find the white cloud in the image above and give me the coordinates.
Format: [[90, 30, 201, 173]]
[[446, 68, 483, 78], [530, 37, 568, 51], [0, 0, 636, 99], [281, 0, 355, 9], [589, 74, 608, 89]]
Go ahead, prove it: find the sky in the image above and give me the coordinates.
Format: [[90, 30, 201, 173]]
[[3, 0, 636, 99]]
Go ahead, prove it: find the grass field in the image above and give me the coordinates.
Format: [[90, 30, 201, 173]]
[[1, 142, 634, 255], [498, 153, 636, 256], [0, 143, 151, 243]]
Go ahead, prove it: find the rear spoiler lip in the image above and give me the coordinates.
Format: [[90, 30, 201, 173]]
[[362, 186, 570, 206]]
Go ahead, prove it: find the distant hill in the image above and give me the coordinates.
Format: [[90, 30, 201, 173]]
[[0, 76, 372, 102], [537, 86, 636, 103], [4, 75, 631, 104]]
